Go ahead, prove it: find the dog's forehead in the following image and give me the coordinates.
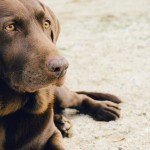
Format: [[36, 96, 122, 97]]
[[0, 0, 45, 18], [19, 0, 45, 13]]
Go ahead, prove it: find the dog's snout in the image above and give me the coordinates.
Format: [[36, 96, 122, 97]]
[[47, 57, 69, 77]]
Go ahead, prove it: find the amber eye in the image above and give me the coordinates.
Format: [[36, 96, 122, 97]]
[[5, 23, 16, 31], [44, 20, 50, 29]]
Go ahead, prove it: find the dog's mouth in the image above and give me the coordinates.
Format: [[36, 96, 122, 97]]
[[55, 75, 66, 86], [10, 72, 66, 93]]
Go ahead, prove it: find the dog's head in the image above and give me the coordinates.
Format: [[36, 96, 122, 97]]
[[0, 0, 69, 93]]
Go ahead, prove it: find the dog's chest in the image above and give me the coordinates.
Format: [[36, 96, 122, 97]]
[[0, 108, 54, 150], [19, 118, 54, 150]]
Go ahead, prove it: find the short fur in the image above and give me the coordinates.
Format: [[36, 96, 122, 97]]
[[0, 0, 121, 150]]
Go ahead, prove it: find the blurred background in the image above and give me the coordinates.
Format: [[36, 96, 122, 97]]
[[44, 0, 150, 150]]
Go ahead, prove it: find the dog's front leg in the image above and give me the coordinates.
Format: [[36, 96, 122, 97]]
[[54, 86, 121, 121], [45, 130, 65, 150]]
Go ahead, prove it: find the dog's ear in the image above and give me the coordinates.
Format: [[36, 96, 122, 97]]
[[46, 7, 60, 44]]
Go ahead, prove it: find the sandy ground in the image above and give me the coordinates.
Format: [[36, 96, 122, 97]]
[[44, 0, 150, 149]]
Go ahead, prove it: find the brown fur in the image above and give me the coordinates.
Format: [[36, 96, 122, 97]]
[[0, 0, 121, 149]]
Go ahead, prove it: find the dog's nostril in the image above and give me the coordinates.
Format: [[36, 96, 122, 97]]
[[48, 65, 62, 73], [53, 67, 61, 73]]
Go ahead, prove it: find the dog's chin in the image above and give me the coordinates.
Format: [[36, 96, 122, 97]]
[[55, 76, 66, 87], [11, 76, 66, 93]]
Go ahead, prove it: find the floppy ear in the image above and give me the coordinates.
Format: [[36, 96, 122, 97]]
[[46, 7, 60, 44]]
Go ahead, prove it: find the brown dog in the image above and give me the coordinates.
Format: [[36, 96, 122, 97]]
[[0, 0, 121, 149]]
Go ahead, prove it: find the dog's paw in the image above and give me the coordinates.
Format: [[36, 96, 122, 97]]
[[91, 101, 120, 121], [81, 100, 120, 121], [54, 115, 72, 138]]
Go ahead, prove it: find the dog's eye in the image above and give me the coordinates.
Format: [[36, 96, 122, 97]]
[[5, 23, 16, 31], [44, 20, 50, 29]]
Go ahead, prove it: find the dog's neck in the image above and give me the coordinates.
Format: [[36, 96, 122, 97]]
[[0, 79, 54, 116], [0, 79, 25, 116]]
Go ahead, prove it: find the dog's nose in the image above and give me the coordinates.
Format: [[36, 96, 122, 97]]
[[47, 57, 69, 77]]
